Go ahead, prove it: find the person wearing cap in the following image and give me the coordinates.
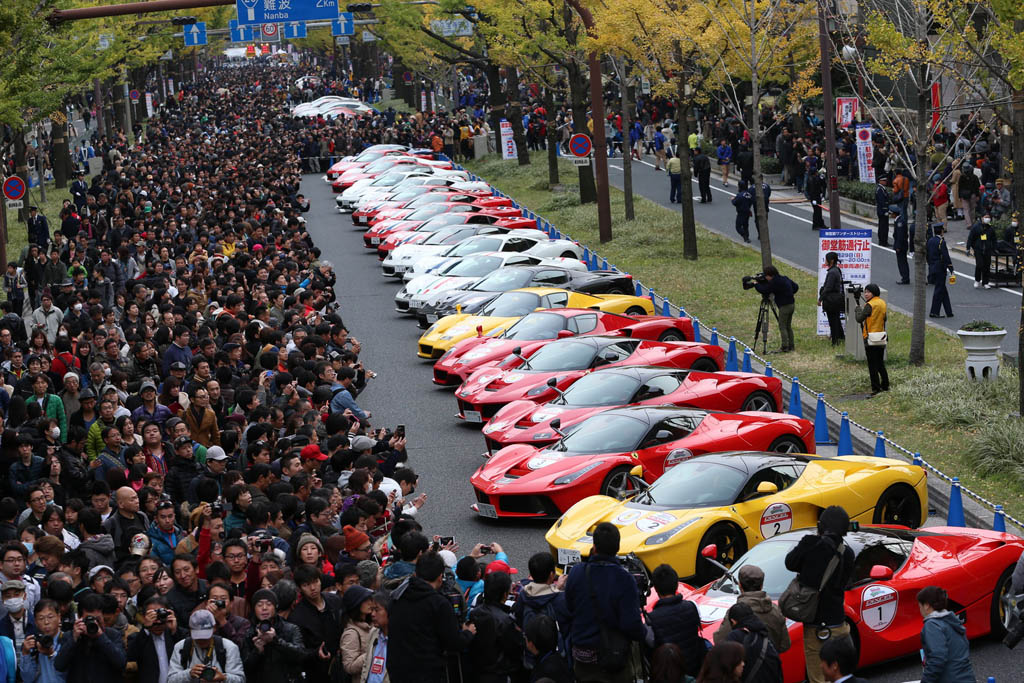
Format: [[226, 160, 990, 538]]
[[713, 563, 790, 654], [132, 380, 173, 426], [0, 579, 35, 652], [27, 293, 63, 346], [817, 251, 845, 347], [854, 283, 890, 395], [166, 609, 244, 683], [340, 585, 376, 677], [186, 446, 229, 507]]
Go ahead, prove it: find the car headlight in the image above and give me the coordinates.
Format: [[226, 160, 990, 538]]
[[553, 462, 604, 485], [439, 349, 455, 361], [644, 518, 701, 546]]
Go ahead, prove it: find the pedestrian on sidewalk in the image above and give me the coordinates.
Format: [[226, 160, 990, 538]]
[[807, 169, 826, 231], [667, 154, 682, 204], [732, 181, 753, 243], [892, 209, 911, 285], [966, 213, 996, 289], [927, 224, 954, 318], [875, 177, 892, 246], [693, 149, 712, 203], [717, 139, 732, 186], [957, 162, 980, 225], [817, 252, 845, 347]]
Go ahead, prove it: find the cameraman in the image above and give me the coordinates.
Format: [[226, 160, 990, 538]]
[[167, 609, 244, 683], [239, 589, 308, 683], [19, 599, 63, 683], [53, 592, 126, 683], [754, 266, 799, 353], [127, 596, 187, 683]]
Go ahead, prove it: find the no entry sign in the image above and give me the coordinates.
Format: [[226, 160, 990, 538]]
[[3, 176, 26, 201], [569, 133, 592, 158]]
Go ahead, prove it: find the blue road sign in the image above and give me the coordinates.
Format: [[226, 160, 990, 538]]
[[3, 176, 26, 201], [183, 22, 207, 46], [569, 133, 592, 157], [236, 0, 339, 26], [331, 13, 354, 36], [283, 21, 307, 39], [229, 19, 254, 42]]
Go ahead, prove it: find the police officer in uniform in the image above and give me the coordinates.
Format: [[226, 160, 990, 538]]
[[27, 207, 50, 249], [927, 224, 954, 318], [732, 180, 753, 243], [892, 208, 911, 284]]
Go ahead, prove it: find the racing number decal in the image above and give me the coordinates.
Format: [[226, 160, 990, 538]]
[[664, 448, 693, 470], [636, 512, 675, 532], [613, 510, 642, 525], [759, 503, 793, 538], [861, 585, 898, 631]]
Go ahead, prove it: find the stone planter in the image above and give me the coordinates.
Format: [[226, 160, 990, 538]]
[[956, 328, 1007, 381]]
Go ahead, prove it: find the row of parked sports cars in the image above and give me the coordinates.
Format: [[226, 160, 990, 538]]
[[330, 144, 1023, 681]]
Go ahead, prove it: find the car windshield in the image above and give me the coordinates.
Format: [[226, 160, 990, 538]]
[[444, 255, 503, 277], [446, 237, 503, 257], [408, 194, 452, 208], [371, 173, 406, 186], [548, 414, 650, 453], [556, 372, 641, 407], [707, 538, 801, 598], [480, 291, 542, 317], [634, 460, 747, 508], [424, 228, 467, 245], [353, 152, 383, 163], [388, 191, 421, 202], [501, 312, 567, 340], [522, 341, 597, 371], [422, 214, 467, 229], [364, 159, 399, 173], [471, 268, 534, 292]]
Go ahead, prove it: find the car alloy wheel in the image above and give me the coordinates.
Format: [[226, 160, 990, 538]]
[[742, 390, 776, 412]]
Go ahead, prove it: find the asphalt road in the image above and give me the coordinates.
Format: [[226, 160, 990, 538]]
[[300, 172, 1018, 683], [605, 156, 1020, 353]]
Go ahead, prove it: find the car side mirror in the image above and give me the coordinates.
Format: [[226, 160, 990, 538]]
[[546, 377, 559, 387], [869, 565, 894, 581], [604, 352, 619, 363], [557, 329, 574, 338], [655, 430, 673, 441], [629, 465, 643, 478], [549, 418, 561, 429], [701, 544, 718, 559], [756, 481, 779, 495], [512, 346, 522, 356]]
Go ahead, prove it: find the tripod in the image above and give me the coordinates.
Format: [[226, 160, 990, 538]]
[[753, 294, 779, 354]]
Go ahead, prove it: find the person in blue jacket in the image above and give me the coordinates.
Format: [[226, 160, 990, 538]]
[[917, 585, 975, 683], [717, 139, 733, 186], [563, 522, 648, 683]]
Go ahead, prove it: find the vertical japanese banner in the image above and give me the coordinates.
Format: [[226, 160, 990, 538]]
[[420, 90, 427, 112], [835, 97, 858, 129], [817, 229, 872, 335], [500, 119, 516, 160], [931, 82, 941, 130], [855, 124, 875, 184], [430, 91, 436, 112], [145, 93, 154, 118]]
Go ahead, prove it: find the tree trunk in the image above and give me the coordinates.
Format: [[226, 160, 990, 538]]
[[908, 72, 930, 365], [567, 60, 596, 204], [484, 63, 507, 158], [749, 34, 771, 270], [1013, 86, 1024, 414], [620, 64, 635, 221], [94, 78, 105, 137], [676, 97, 698, 260], [544, 86, 559, 188], [52, 119, 70, 189], [504, 65, 530, 166], [14, 131, 29, 223]]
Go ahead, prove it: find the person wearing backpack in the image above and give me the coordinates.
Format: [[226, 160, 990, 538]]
[[724, 603, 783, 683], [167, 609, 244, 682], [468, 570, 524, 683], [563, 522, 648, 683], [782, 506, 855, 683]]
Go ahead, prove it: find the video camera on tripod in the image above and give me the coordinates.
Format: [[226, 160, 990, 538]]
[[741, 273, 767, 290], [845, 281, 864, 303]]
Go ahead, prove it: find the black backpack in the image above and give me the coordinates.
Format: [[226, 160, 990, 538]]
[[179, 636, 228, 672]]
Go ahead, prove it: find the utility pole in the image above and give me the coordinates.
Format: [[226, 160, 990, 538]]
[[817, 0, 842, 229]]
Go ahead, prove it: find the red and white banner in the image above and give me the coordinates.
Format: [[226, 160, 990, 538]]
[[855, 124, 875, 184], [931, 82, 941, 130], [835, 97, 859, 129]]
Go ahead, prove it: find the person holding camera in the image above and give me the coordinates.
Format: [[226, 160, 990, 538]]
[[753, 266, 799, 353], [18, 599, 62, 683], [854, 284, 890, 395], [817, 252, 844, 347], [240, 589, 308, 683], [53, 592, 126, 683], [167, 609, 244, 683], [126, 596, 187, 683]]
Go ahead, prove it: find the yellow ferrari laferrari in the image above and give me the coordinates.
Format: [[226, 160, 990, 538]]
[[545, 451, 927, 583], [416, 287, 655, 359]]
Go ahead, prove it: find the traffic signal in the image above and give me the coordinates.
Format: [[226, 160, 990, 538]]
[[170, 16, 197, 25], [346, 3, 375, 12]]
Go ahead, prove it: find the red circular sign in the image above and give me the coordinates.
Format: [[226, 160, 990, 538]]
[[569, 133, 592, 158], [262, 23, 278, 38], [3, 176, 26, 201]]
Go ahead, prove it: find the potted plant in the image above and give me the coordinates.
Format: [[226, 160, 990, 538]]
[[956, 320, 1007, 381]]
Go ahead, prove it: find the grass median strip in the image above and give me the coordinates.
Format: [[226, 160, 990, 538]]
[[466, 155, 1024, 523]]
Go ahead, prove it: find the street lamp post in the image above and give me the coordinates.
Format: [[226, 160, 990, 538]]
[[817, 0, 842, 229]]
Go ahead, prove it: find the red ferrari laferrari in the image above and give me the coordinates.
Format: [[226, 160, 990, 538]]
[[469, 405, 814, 518], [677, 526, 1023, 682], [433, 309, 696, 387], [454, 335, 724, 423], [481, 365, 782, 453]]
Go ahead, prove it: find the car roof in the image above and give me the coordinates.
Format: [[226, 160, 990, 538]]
[[509, 287, 569, 296], [599, 404, 712, 427], [589, 365, 690, 381]]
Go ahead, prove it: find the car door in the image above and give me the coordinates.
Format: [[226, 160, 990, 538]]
[[846, 535, 916, 651], [501, 237, 539, 253], [532, 269, 571, 287], [591, 340, 640, 368], [567, 313, 599, 335], [629, 373, 684, 406], [541, 291, 571, 309], [635, 414, 706, 476], [731, 464, 816, 542]]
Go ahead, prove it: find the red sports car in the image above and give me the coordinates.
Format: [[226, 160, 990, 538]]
[[469, 405, 815, 518], [362, 192, 507, 227], [325, 146, 408, 180], [481, 365, 782, 453], [433, 309, 695, 387], [454, 335, 724, 423], [676, 525, 1023, 682], [366, 208, 525, 250], [331, 156, 425, 191]]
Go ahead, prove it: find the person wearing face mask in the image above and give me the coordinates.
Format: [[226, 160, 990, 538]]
[[966, 213, 997, 289], [0, 580, 36, 652]]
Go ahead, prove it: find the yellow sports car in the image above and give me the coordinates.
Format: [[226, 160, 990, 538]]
[[545, 451, 927, 583], [416, 287, 654, 359]]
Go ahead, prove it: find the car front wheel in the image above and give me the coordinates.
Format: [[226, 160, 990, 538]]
[[871, 484, 922, 528]]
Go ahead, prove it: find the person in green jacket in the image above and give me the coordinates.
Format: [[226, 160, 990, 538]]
[[86, 399, 119, 460], [30, 374, 67, 442]]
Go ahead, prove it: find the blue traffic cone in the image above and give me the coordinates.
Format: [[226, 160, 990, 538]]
[[602, 258, 610, 270], [947, 477, 965, 527], [710, 327, 719, 346], [814, 394, 831, 444], [873, 431, 887, 458], [742, 347, 752, 372], [591, 252, 600, 270], [649, 289, 658, 308], [725, 338, 738, 371], [837, 411, 853, 455], [994, 505, 1006, 533], [582, 247, 591, 268], [788, 377, 802, 418], [634, 281, 643, 296], [661, 298, 671, 317], [554, 230, 562, 239], [913, 452, 922, 467], [692, 321, 701, 343], [765, 361, 773, 378]]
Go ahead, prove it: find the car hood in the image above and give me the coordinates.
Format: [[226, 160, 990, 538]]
[[485, 401, 602, 440], [410, 275, 474, 298], [477, 444, 614, 483], [391, 244, 446, 263], [549, 497, 707, 554], [403, 273, 446, 295], [421, 315, 518, 344], [459, 367, 584, 402]]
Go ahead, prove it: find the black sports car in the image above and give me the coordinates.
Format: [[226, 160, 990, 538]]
[[415, 265, 636, 327]]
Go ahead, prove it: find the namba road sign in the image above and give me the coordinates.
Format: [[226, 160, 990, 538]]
[[569, 134, 592, 158], [236, 0, 340, 26], [3, 176, 26, 202]]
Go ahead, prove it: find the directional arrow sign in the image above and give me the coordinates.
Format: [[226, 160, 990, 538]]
[[183, 22, 207, 46], [331, 13, 354, 36], [283, 22, 307, 39], [229, 19, 254, 42]]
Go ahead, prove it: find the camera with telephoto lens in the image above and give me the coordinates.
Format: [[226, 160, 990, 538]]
[[83, 615, 100, 636], [155, 608, 170, 623], [742, 273, 767, 290], [210, 501, 225, 517]]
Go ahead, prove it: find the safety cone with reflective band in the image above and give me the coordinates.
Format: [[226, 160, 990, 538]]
[[725, 338, 738, 371], [787, 377, 802, 418], [635, 282, 643, 296], [814, 394, 831, 444], [742, 348, 752, 372], [692, 321, 701, 343], [993, 505, 1006, 533], [591, 252, 600, 270], [837, 411, 853, 456], [947, 477, 965, 527], [710, 327, 719, 346], [873, 431, 886, 458], [913, 452, 922, 467], [764, 362, 772, 378]]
